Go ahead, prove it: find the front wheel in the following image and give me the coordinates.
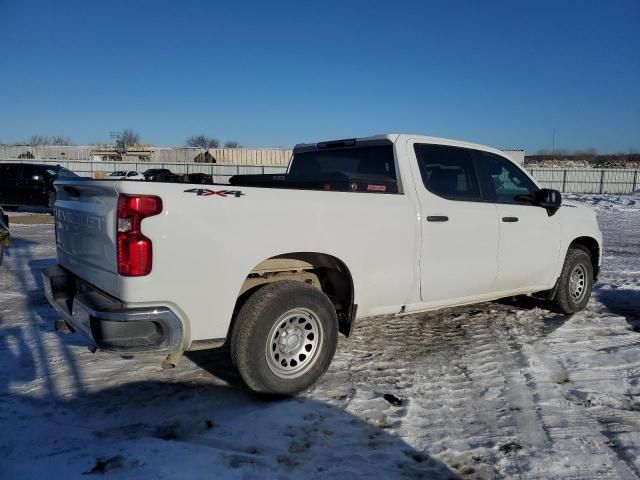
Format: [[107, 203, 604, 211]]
[[549, 247, 594, 314], [231, 280, 338, 396]]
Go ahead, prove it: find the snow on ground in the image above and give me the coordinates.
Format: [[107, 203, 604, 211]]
[[1, 194, 639, 479]]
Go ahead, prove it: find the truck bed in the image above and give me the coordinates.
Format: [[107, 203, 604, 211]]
[[52, 176, 420, 344]]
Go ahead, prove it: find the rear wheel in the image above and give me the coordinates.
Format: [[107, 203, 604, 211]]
[[549, 247, 594, 314], [231, 280, 338, 396]]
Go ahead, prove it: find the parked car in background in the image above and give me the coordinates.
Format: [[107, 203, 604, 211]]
[[182, 172, 213, 184], [142, 168, 173, 181], [153, 172, 184, 183], [0, 163, 78, 209], [0, 207, 9, 264], [107, 170, 145, 181], [44, 134, 602, 396]]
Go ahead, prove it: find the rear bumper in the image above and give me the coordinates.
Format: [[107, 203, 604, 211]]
[[43, 265, 184, 354]]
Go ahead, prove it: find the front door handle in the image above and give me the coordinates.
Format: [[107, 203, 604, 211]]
[[426, 216, 449, 222], [502, 216, 519, 223]]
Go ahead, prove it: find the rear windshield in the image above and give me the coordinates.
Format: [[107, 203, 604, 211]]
[[47, 167, 77, 179], [287, 144, 398, 193]]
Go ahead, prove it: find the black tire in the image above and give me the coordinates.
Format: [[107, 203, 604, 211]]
[[230, 280, 338, 396], [0, 243, 3, 265], [549, 247, 594, 314]]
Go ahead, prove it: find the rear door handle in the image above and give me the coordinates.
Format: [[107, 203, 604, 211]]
[[426, 216, 449, 222], [502, 216, 519, 223]]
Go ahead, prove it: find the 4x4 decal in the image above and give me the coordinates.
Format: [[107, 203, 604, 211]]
[[184, 188, 245, 198]]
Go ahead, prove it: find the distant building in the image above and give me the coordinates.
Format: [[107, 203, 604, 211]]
[[90, 148, 152, 162]]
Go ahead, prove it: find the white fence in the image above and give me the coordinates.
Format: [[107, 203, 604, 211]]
[[0, 145, 293, 165], [0, 145, 93, 161], [0, 158, 638, 193], [528, 168, 639, 194]]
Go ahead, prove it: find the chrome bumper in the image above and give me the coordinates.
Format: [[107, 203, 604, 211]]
[[42, 265, 183, 354]]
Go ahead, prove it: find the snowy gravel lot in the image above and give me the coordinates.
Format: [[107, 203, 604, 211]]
[[1, 194, 639, 479]]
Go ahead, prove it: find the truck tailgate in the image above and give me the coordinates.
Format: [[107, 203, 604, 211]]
[[54, 180, 120, 297]]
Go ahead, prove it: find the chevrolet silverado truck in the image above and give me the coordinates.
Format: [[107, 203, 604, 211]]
[[43, 134, 602, 395]]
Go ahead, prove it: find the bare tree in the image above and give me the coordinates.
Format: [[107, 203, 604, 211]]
[[185, 135, 208, 148], [29, 135, 50, 146], [185, 135, 220, 149], [51, 136, 72, 145], [224, 141, 242, 148], [120, 129, 140, 147]]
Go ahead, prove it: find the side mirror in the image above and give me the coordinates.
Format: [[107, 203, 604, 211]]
[[535, 188, 562, 214]]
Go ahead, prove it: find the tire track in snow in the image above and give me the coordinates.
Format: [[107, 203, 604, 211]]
[[319, 298, 640, 479]]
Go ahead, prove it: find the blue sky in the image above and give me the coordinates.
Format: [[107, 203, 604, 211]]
[[1, 0, 638, 153]]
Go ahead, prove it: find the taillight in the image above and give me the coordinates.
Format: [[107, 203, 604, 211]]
[[117, 195, 162, 276]]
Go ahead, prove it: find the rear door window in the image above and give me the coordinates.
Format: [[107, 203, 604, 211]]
[[21, 164, 39, 180], [413, 144, 482, 201], [0, 163, 21, 182]]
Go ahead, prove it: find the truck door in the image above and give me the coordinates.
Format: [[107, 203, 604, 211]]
[[474, 151, 561, 291], [18, 164, 44, 206], [408, 142, 500, 302]]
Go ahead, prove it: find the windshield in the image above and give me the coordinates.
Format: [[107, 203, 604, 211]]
[[46, 167, 78, 179]]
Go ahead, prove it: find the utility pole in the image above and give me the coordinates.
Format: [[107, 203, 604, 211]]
[[552, 128, 556, 160], [109, 131, 124, 153]]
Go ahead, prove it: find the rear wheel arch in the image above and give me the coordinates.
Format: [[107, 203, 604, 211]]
[[229, 252, 356, 339]]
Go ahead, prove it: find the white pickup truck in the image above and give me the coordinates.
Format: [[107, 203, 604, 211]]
[[43, 134, 602, 395]]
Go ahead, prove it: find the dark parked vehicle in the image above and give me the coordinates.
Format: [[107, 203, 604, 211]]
[[0, 207, 10, 264], [183, 172, 213, 184], [0, 163, 78, 209], [142, 169, 213, 184], [142, 168, 173, 181], [154, 172, 184, 183]]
